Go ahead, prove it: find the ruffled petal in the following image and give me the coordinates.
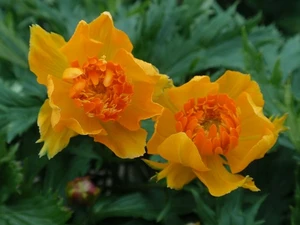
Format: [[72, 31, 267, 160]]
[[60, 21, 103, 66], [118, 79, 163, 131], [225, 92, 280, 173], [193, 156, 259, 197], [112, 49, 156, 83], [89, 12, 133, 59], [156, 163, 196, 189], [37, 100, 77, 158], [216, 70, 264, 107], [29, 25, 68, 85], [167, 76, 219, 111], [93, 122, 147, 158], [47, 75, 105, 135], [113, 50, 163, 130], [147, 108, 177, 155], [157, 132, 209, 171], [134, 58, 174, 105]]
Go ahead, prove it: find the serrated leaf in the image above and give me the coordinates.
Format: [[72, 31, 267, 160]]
[[0, 195, 71, 225], [0, 139, 23, 203], [0, 21, 28, 68], [0, 80, 42, 142], [280, 35, 300, 81], [93, 192, 160, 221]]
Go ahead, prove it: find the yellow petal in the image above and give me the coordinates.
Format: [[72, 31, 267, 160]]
[[147, 108, 177, 155], [157, 132, 209, 171], [193, 156, 259, 197], [112, 49, 155, 83], [225, 92, 278, 173], [142, 159, 168, 170], [156, 163, 196, 189], [29, 25, 68, 85], [216, 70, 264, 107], [60, 21, 103, 66], [272, 114, 288, 134], [93, 122, 147, 159], [167, 76, 218, 112], [47, 75, 105, 135], [89, 12, 133, 59], [37, 100, 77, 159], [118, 79, 163, 131]]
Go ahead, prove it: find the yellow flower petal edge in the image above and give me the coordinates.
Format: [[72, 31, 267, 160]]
[[37, 100, 77, 159], [29, 12, 164, 159], [145, 70, 286, 196]]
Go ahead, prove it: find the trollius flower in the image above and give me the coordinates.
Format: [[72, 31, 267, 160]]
[[145, 71, 286, 196], [29, 12, 162, 159]]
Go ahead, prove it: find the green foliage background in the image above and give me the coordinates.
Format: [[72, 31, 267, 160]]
[[0, 0, 300, 224]]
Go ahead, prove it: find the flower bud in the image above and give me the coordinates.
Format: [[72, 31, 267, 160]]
[[66, 176, 100, 205]]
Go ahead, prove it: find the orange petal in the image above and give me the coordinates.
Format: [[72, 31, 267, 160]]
[[147, 108, 177, 155], [134, 58, 174, 106], [60, 21, 103, 66], [156, 163, 196, 189], [193, 156, 259, 197], [225, 92, 279, 173], [142, 159, 168, 170], [37, 100, 77, 159], [29, 25, 68, 86], [112, 49, 156, 83], [168, 76, 219, 111], [93, 122, 147, 158], [118, 79, 163, 131], [216, 70, 264, 107], [89, 12, 133, 59], [157, 132, 209, 171], [47, 75, 105, 135]]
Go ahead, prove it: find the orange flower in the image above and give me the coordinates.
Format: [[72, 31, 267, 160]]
[[29, 12, 162, 159], [145, 71, 287, 197]]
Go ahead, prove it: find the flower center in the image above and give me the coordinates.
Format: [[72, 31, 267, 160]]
[[175, 94, 240, 156], [66, 57, 133, 121]]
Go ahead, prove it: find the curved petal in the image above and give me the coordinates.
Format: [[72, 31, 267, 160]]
[[114, 50, 163, 131], [47, 75, 105, 135], [60, 21, 103, 66], [112, 49, 156, 83], [155, 163, 196, 189], [157, 132, 209, 171], [29, 25, 68, 85], [37, 100, 77, 159], [142, 159, 168, 170], [168, 76, 219, 111], [193, 156, 259, 197], [216, 70, 264, 107], [93, 122, 147, 158], [134, 58, 174, 104], [89, 12, 133, 59], [225, 92, 278, 173], [118, 80, 163, 131], [147, 108, 177, 155]]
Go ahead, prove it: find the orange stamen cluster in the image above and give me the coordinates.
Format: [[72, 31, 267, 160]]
[[69, 57, 133, 121], [175, 94, 240, 156]]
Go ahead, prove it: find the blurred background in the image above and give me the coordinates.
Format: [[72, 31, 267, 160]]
[[0, 0, 300, 225]]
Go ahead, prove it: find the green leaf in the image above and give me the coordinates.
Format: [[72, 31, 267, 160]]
[[0, 20, 28, 68], [280, 35, 300, 82], [0, 80, 42, 143], [93, 192, 160, 221], [244, 148, 296, 225], [42, 136, 99, 194], [0, 195, 71, 225], [0, 139, 23, 203]]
